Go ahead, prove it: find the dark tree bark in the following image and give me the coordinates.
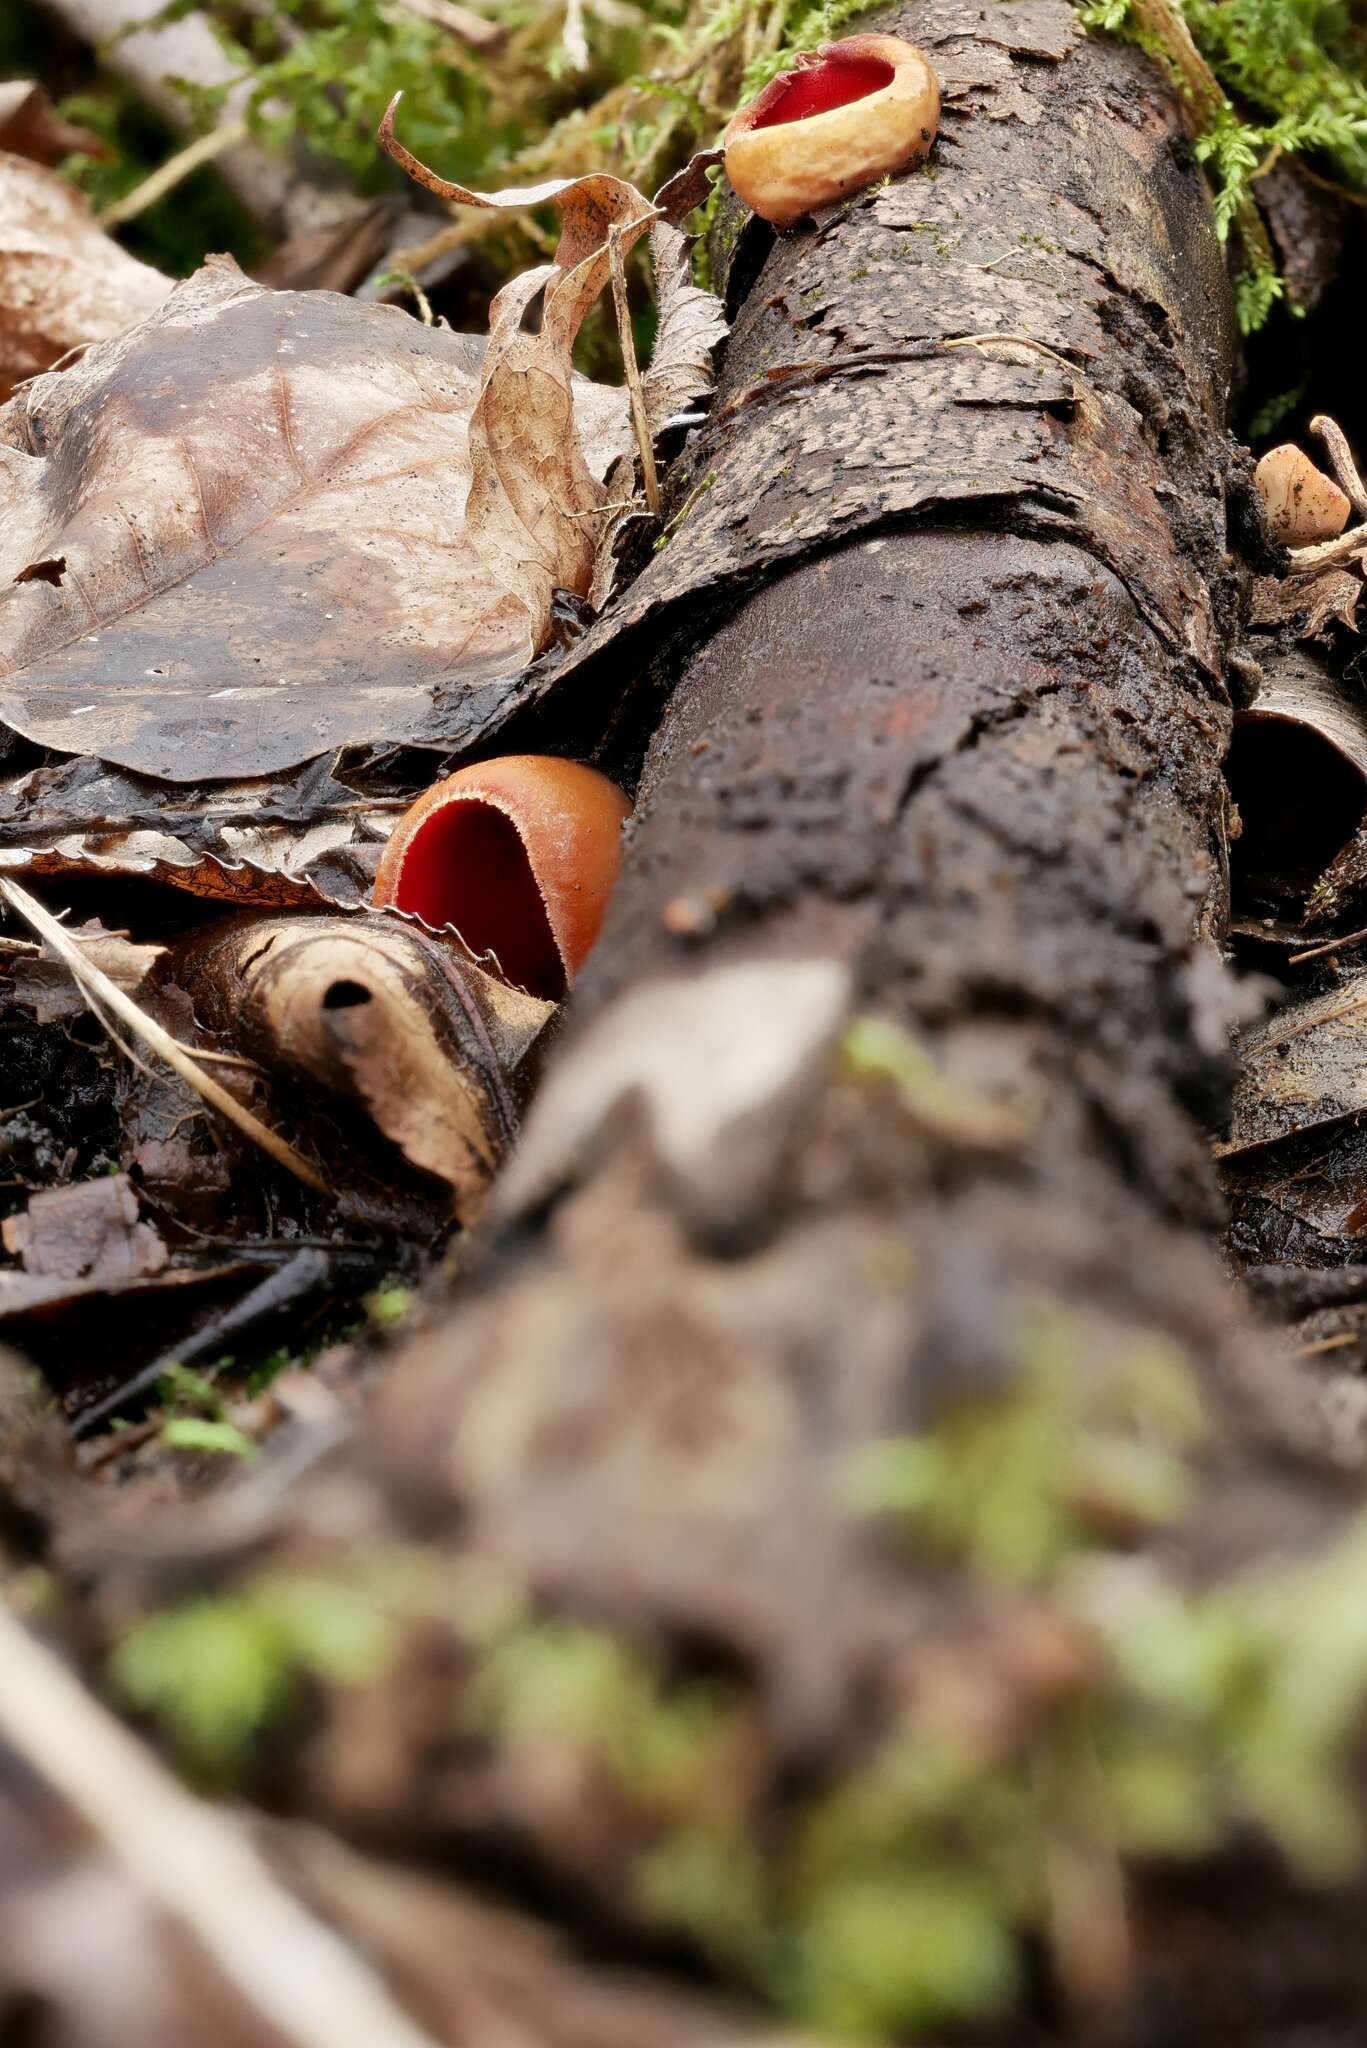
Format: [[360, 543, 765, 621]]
[[53, 2, 1367, 2040], [357, 1, 1349, 1633]]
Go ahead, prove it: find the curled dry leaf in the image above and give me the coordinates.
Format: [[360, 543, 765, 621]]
[[1218, 973, 1367, 1163], [0, 257, 632, 781], [1226, 646, 1367, 929], [1219, 971, 1367, 1269], [0, 749, 399, 909], [0, 150, 169, 402], [379, 104, 726, 628], [0, 1262, 256, 1393], [378, 100, 661, 651], [641, 221, 729, 441], [0, 82, 107, 166], [589, 216, 728, 611], [175, 914, 555, 1219], [0, 155, 722, 897], [2, 916, 164, 1022]]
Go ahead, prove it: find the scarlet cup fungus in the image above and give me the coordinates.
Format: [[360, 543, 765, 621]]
[[373, 755, 631, 1001], [723, 34, 940, 229]]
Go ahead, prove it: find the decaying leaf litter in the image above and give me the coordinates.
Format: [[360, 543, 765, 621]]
[[9, 0, 1367, 2042], [0, 94, 724, 1436]]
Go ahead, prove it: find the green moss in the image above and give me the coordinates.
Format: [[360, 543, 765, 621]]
[[1078, 0, 1367, 329], [843, 1014, 1040, 1154], [110, 1572, 394, 1782], [456, 1301, 1367, 2039], [467, 1611, 749, 1825], [160, 1416, 259, 1460], [364, 1282, 414, 1329], [789, 1871, 1021, 2038]]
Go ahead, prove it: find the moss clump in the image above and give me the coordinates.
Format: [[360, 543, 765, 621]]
[[110, 1572, 394, 1783], [1078, 0, 1367, 329]]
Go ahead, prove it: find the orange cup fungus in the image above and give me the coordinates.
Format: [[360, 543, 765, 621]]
[[723, 34, 941, 228], [373, 755, 631, 1000]]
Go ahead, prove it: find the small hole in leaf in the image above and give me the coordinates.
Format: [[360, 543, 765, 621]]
[[322, 979, 373, 1010], [13, 556, 66, 588]]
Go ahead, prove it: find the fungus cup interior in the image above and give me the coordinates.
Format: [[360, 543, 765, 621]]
[[749, 53, 896, 128], [388, 798, 567, 1000]]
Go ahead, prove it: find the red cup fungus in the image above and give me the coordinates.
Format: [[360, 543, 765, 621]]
[[723, 34, 940, 229], [373, 755, 631, 1001]]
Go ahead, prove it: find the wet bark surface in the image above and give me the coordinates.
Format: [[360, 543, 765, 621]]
[[35, 3, 1367, 2040]]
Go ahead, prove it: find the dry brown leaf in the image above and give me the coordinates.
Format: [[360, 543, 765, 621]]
[[590, 215, 727, 608], [174, 914, 555, 1219], [2, 916, 164, 1022], [2, 1173, 168, 1282], [0, 150, 722, 893], [0, 257, 632, 780], [1218, 972, 1367, 1260], [0, 1260, 250, 1343], [650, 147, 723, 229], [0, 748, 401, 911], [1217, 974, 1367, 1161], [1250, 565, 1365, 638], [642, 219, 727, 440], [0, 150, 169, 402], [379, 102, 660, 651], [0, 81, 107, 165], [378, 105, 725, 648], [257, 199, 392, 295]]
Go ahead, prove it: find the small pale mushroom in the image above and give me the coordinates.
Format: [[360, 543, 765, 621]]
[[373, 755, 631, 1000], [723, 34, 940, 229], [1255, 443, 1352, 548]]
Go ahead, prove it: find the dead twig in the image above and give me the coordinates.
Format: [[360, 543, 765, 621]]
[[1288, 923, 1367, 967], [1311, 415, 1367, 524], [1287, 519, 1367, 571], [98, 118, 250, 227], [1291, 1331, 1360, 1359], [609, 220, 661, 516], [563, 0, 590, 68], [0, 1603, 443, 2048], [389, 0, 505, 49]]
